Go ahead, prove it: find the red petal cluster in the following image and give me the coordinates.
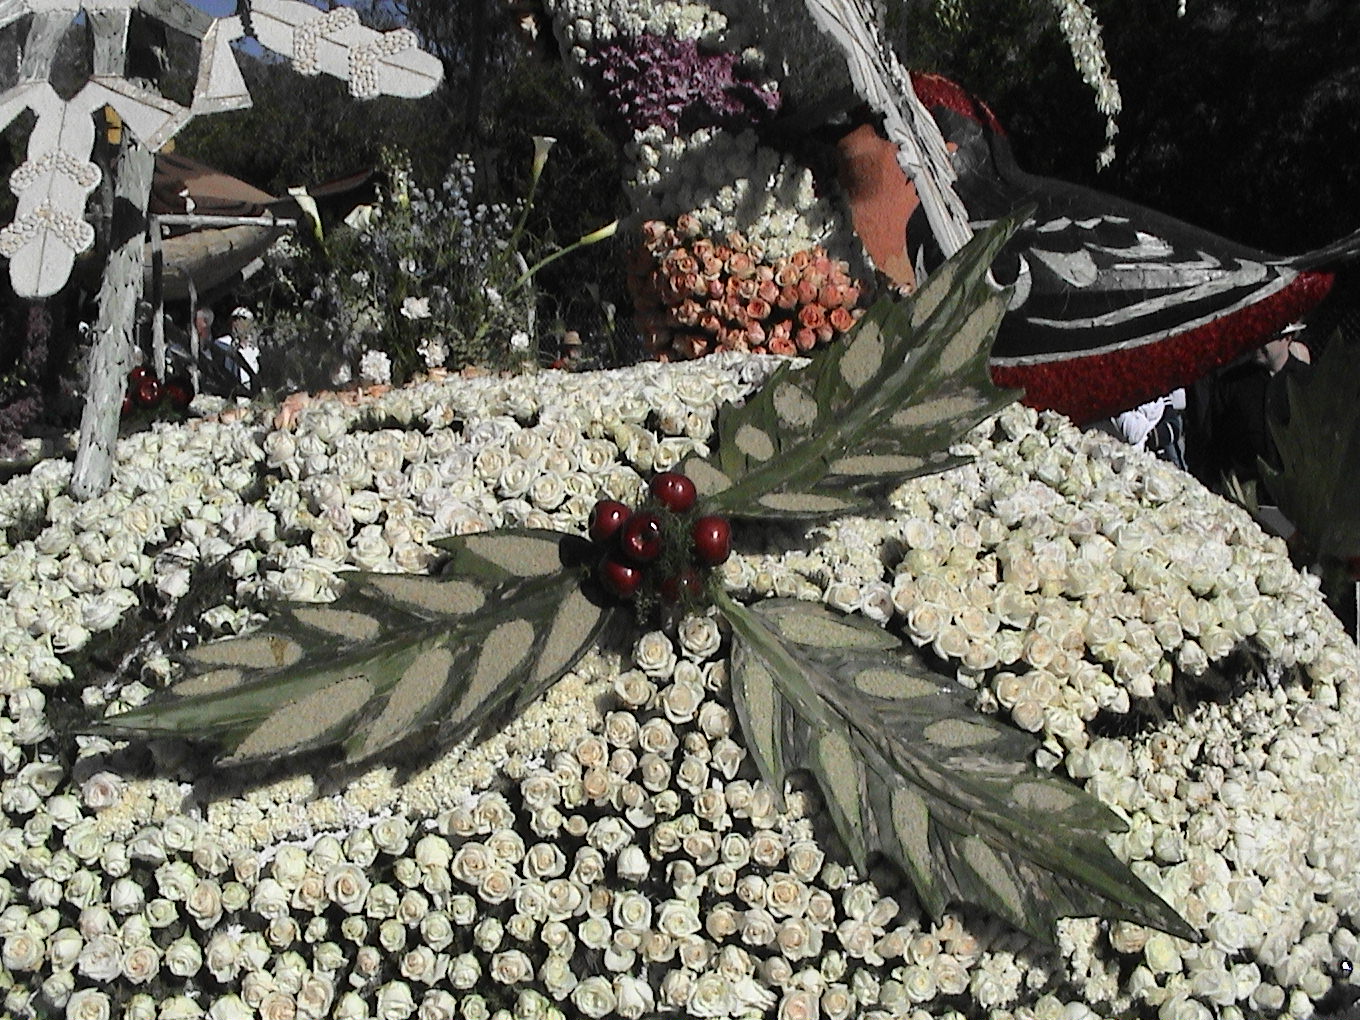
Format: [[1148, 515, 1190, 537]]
[[628, 217, 869, 362], [122, 365, 193, 418]]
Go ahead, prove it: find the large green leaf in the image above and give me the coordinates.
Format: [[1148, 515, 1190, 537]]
[[680, 216, 1022, 520], [719, 593, 1195, 944], [95, 531, 617, 767]]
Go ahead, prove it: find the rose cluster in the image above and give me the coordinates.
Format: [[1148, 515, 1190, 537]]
[[5, 331, 1360, 1017], [121, 366, 192, 419], [629, 216, 867, 361], [590, 471, 731, 609]]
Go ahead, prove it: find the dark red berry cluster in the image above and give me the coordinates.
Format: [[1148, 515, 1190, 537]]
[[122, 365, 193, 418], [590, 471, 732, 608]]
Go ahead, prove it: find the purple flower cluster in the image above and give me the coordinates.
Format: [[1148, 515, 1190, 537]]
[[582, 32, 780, 136]]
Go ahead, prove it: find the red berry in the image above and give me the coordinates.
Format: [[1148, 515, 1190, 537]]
[[691, 515, 732, 566], [128, 365, 153, 384], [134, 377, 162, 408], [659, 568, 703, 604], [619, 511, 665, 562], [588, 500, 632, 544], [164, 381, 193, 411], [121, 393, 134, 416], [650, 471, 697, 513], [598, 554, 644, 600]]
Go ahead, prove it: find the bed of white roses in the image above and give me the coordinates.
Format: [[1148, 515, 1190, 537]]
[[0, 356, 1356, 1020]]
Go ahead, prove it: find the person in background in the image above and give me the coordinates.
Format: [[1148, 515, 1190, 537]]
[[193, 307, 214, 349], [1109, 388, 1188, 469], [227, 307, 260, 388], [1189, 332, 1312, 499], [550, 330, 585, 371], [196, 307, 252, 397]]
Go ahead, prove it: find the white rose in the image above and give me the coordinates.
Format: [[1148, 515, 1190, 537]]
[[325, 864, 370, 913], [638, 718, 678, 756], [107, 876, 145, 914], [250, 877, 291, 919], [450, 842, 491, 886], [571, 975, 617, 1019], [657, 899, 702, 937], [186, 879, 223, 928], [900, 964, 938, 1002], [687, 973, 734, 1018], [446, 952, 480, 990], [415, 989, 457, 1020], [497, 461, 537, 499], [369, 821, 410, 859], [748, 830, 784, 869], [677, 615, 722, 660], [490, 948, 533, 985], [616, 845, 649, 882], [375, 981, 416, 1020], [660, 678, 705, 725], [767, 873, 811, 918], [64, 988, 112, 1020], [633, 631, 677, 678], [77, 934, 122, 981], [486, 829, 525, 865], [2, 930, 42, 971], [540, 954, 578, 998], [76, 770, 125, 813], [258, 992, 297, 1020], [543, 883, 582, 923], [164, 935, 203, 978], [399, 945, 442, 985], [776, 989, 820, 1020], [204, 933, 243, 982], [333, 992, 371, 1020], [477, 866, 517, 904], [610, 974, 654, 1020], [121, 943, 160, 984], [413, 834, 452, 871], [523, 842, 565, 881]]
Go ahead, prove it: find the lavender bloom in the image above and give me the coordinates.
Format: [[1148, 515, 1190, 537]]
[[583, 33, 780, 136]]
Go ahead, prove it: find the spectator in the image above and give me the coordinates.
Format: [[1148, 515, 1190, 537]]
[[196, 307, 253, 397], [1109, 388, 1188, 469], [227, 307, 260, 388], [550, 330, 585, 371], [1189, 332, 1312, 498]]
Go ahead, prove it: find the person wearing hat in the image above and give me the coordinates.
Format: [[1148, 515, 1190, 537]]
[[228, 307, 260, 387], [204, 306, 259, 395], [550, 330, 584, 371]]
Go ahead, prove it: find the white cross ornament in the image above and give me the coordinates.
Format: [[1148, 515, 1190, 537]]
[[0, 0, 442, 297]]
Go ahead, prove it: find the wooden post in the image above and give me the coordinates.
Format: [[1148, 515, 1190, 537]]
[[70, 134, 156, 500]]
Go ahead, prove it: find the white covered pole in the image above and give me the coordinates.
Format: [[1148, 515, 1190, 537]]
[[70, 133, 155, 500], [801, 0, 974, 257]]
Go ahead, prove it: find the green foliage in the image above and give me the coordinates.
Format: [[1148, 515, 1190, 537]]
[[721, 595, 1194, 943], [247, 148, 549, 390], [890, 0, 1360, 254], [175, 50, 458, 196], [1261, 331, 1360, 614], [679, 213, 1021, 520], [177, 6, 634, 370], [97, 531, 617, 767]]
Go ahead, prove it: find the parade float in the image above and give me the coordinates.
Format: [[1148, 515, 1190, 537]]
[[0, 1, 1358, 1019]]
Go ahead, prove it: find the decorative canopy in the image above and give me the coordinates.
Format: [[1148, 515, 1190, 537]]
[[0, 0, 442, 298]]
